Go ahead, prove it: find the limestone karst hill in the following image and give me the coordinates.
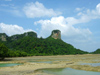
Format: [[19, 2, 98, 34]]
[[0, 30, 88, 56], [51, 30, 61, 39], [0, 31, 37, 41]]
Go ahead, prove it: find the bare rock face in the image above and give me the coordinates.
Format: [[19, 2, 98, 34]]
[[0, 33, 7, 41], [51, 30, 61, 39]]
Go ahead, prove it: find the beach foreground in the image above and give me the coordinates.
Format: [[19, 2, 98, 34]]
[[0, 54, 100, 75]]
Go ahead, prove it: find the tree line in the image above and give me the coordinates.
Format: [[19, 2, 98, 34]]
[[0, 36, 89, 60], [0, 32, 99, 60]]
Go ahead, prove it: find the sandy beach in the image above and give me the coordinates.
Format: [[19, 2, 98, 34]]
[[0, 54, 100, 75]]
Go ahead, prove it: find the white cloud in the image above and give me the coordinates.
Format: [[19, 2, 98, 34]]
[[34, 16, 94, 52], [77, 3, 100, 23], [0, 23, 34, 36], [35, 16, 92, 43], [34, 3, 100, 52], [75, 8, 82, 11], [23, 1, 61, 18], [96, 3, 100, 13]]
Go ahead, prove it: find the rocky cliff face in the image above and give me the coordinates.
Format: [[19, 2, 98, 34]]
[[0, 30, 61, 41], [51, 30, 61, 39], [0, 33, 8, 41]]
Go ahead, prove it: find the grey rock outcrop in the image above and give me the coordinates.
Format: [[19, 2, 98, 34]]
[[51, 30, 61, 39], [0, 33, 8, 41]]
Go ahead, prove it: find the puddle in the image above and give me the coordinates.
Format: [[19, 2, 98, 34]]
[[29, 61, 52, 64], [81, 63, 100, 67], [0, 63, 22, 67], [35, 68, 100, 75]]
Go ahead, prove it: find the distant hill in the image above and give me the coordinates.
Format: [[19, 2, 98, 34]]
[[0, 31, 37, 42], [0, 30, 88, 57], [92, 49, 100, 54]]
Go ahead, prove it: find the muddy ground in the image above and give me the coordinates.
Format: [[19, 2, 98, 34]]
[[0, 54, 100, 75]]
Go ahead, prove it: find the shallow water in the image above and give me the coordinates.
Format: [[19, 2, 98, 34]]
[[81, 63, 100, 67], [37, 68, 100, 75], [0, 63, 22, 67], [29, 61, 52, 64]]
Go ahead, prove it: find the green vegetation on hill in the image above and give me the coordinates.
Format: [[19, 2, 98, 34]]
[[0, 31, 89, 58], [92, 48, 100, 54], [8, 37, 88, 55], [8, 31, 37, 41], [51, 30, 60, 35], [0, 43, 9, 60]]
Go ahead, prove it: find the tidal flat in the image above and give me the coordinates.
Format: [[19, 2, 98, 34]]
[[0, 54, 100, 75]]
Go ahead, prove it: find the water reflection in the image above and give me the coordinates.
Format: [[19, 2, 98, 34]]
[[36, 68, 100, 75], [81, 63, 100, 67], [0, 63, 22, 67], [29, 61, 52, 64]]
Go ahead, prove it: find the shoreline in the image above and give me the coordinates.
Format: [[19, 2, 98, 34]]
[[0, 54, 100, 75]]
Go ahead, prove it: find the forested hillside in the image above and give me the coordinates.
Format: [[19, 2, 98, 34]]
[[0, 30, 89, 58], [92, 49, 100, 54]]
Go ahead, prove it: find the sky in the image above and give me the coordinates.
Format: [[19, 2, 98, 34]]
[[0, 0, 100, 52]]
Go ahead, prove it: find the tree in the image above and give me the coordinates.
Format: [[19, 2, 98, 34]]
[[0, 43, 9, 60], [93, 48, 100, 54]]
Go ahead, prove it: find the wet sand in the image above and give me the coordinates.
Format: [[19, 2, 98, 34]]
[[0, 54, 100, 75]]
